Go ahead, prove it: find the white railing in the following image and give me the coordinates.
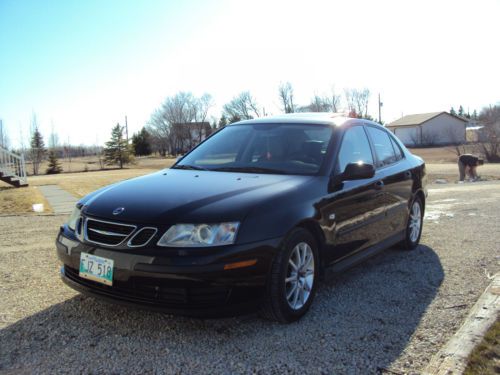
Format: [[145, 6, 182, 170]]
[[0, 146, 27, 185]]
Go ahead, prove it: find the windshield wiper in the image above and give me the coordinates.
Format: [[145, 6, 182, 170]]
[[211, 166, 286, 174], [172, 164, 208, 171]]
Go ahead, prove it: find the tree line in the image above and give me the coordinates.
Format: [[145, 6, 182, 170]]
[[145, 83, 374, 157], [3, 85, 499, 175]]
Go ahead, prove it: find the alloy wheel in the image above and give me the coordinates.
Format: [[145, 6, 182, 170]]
[[409, 201, 422, 243], [285, 242, 315, 310]]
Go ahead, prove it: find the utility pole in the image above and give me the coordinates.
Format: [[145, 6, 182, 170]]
[[125, 116, 129, 143], [378, 94, 383, 124]]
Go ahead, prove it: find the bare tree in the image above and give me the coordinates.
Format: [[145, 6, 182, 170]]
[[298, 95, 330, 112], [63, 137, 73, 172], [420, 130, 438, 146], [48, 122, 59, 149], [446, 126, 468, 156], [147, 108, 173, 156], [147, 92, 214, 156], [223, 91, 261, 120], [344, 88, 370, 118], [479, 105, 500, 162], [193, 93, 214, 143], [328, 86, 342, 112], [408, 131, 421, 147], [297, 86, 341, 113], [278, 82, 295, 113], [18, 123, 27, 155], [0, 119, 10, 149]]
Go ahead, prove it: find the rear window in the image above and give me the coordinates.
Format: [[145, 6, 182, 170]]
[[365, 126, 397, 167], [390, 136, 404, 161]]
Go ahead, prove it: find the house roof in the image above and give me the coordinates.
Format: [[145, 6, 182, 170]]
[[387, 112, 468, 128]]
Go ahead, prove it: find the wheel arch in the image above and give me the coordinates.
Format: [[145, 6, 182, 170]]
[[296, 220, 327, 274], [413, 188, 426, 214]]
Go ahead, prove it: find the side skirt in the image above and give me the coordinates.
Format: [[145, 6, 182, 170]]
[[323, 231, 405, 279]]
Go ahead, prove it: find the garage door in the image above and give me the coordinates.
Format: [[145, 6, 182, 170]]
[[394, 127, 419, 146]]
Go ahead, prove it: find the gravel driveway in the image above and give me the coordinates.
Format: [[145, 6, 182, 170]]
[[1, 181, 499, 374]]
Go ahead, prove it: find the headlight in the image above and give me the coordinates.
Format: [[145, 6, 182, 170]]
[[67, 206, 81, 231], [157, 222, 239, 247]]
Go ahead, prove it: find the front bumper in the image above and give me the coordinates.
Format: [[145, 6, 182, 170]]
[[56, 226, 281, 317]]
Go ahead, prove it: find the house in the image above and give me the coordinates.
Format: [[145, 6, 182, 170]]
[[386, 112, 467, 146]]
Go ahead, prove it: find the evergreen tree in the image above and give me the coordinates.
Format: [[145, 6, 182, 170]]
[[218, 115, 228, 128], [132, 127, 152, 156], [450, 107, 457, 115], [472, 109, 478, 120], [458, 105, 465, 117], [46, 150, 63, 174], [104, 124, 132, 168], [30, 127, 46, 175], [228, 114, 241, 124]]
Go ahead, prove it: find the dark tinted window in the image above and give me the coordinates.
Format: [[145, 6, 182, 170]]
[[390, 136, 404, 161], [337, 126, 374, 173], [176, 124, 333, 175], [366, 126, 397, 167]]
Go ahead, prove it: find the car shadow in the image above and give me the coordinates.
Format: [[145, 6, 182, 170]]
[[0, 244, 443, 374]]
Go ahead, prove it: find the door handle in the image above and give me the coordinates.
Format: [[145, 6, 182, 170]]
[[374, 180, 384, 190]]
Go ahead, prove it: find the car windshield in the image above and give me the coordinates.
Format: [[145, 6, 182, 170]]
[[174, 123, 333, 175]]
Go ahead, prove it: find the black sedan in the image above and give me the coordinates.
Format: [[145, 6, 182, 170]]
[[56, 113, 427, 323]]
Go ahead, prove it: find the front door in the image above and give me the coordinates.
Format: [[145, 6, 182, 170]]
[[320, 125, 388, 265]]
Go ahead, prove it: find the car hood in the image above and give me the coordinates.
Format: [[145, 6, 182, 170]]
[[81, 169, 313, 225]]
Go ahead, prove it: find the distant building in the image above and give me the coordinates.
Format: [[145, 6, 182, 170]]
[[386, 112, 467, 146]]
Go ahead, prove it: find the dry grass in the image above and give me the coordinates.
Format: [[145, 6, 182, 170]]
[[29, 168, 158, 198], [408, 145, 480, 163], [464, 316, 500, 375], [0, 157, 175, 213], [0, 185, 52, 214], [27, 156, 175, 175], [27, 157, 176, 198]]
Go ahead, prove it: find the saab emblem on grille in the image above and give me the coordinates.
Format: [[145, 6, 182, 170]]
[[112, 207, 125, 215]]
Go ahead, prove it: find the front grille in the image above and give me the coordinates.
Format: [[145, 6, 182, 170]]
[[85, 218, 136, 246], [128, 228, 157, 247], [64, 266, 231, 308]]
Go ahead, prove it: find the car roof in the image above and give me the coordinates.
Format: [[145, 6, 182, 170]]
[[231, 112, 359, 127]]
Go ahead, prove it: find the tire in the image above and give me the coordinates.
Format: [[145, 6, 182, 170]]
[[401, 196, 423, 250], [259, 228, 319, 323]]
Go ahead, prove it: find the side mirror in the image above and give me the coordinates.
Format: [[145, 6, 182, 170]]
[[342, 162, 375, 181]]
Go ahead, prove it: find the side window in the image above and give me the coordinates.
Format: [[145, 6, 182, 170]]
[[337, 126, 374, 173], [365, 126, 397, 167], [389, 136, 404, 161]]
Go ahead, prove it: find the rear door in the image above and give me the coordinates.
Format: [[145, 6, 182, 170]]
[[364, 125, 413, 238]]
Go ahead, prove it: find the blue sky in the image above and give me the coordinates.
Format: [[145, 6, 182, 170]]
[[1, 0, 499, 147]]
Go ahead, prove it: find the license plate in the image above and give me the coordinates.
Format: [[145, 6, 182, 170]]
[[79, 252, 114, 286]]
